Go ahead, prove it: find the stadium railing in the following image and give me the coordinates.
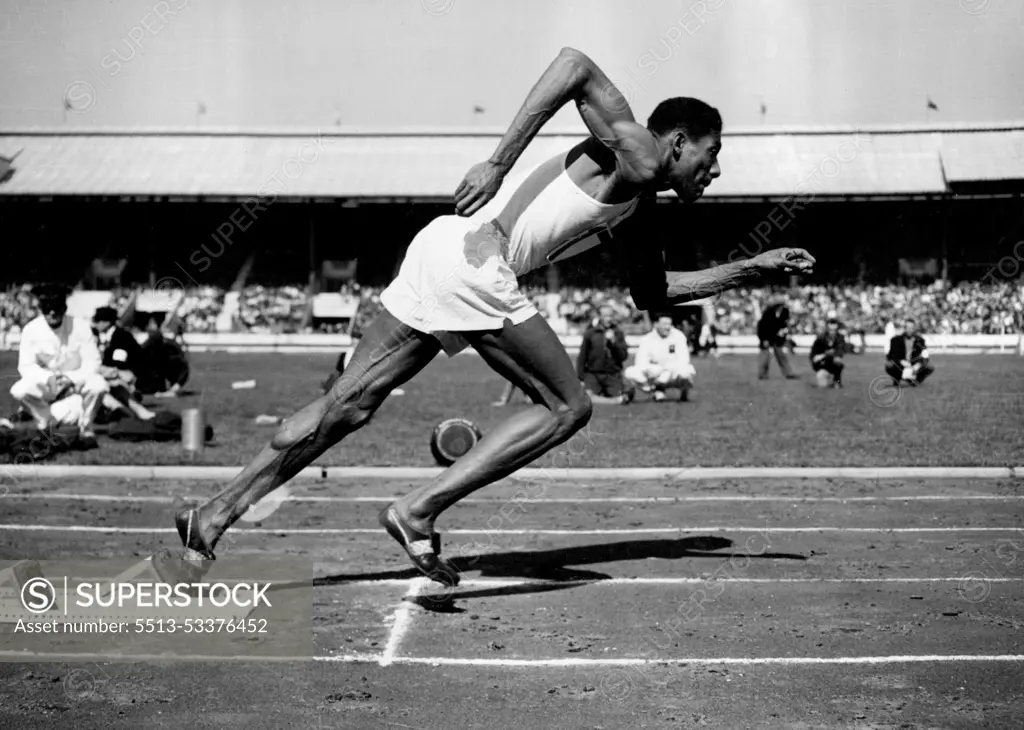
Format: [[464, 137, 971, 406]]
[[4, 332, 1020, 355]]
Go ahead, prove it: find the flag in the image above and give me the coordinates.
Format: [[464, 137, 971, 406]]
[[926, 97, 939, 111]]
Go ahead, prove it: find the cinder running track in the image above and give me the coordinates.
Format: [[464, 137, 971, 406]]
[[1, 474, 1022, 729]]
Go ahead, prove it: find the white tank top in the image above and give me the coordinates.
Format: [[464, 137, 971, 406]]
[[471, 155, 641, 276]]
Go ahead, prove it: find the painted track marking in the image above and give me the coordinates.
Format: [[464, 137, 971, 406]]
[[0, 651, 1021, 666], [1, 524, 1021, 535], [2, 465, 1021, 480], [379, 578, 427, 667], [5, 493, 1024, 504]]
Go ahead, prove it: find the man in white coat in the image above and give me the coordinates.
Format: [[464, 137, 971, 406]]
[[625, 314, 696, 402], [10, 285, 108, 444]]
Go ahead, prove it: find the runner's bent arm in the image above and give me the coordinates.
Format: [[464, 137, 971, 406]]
[[455, 48, 658, 215], [493, 48, 656, 177]]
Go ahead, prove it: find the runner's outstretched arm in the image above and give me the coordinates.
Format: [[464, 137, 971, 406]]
[[626, 246, 816, 311], [455, 47, 657, 216], [662, 249, 816, 306]]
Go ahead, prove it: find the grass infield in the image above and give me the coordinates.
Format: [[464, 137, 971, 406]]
[[1, 351, 1021, 468]]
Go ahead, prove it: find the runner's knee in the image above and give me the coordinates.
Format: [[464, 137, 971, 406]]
[[270, 388, 374, 450], [271, 406, 321, 450], [320, 381, 379, 435], [556, 390, 592, 435]]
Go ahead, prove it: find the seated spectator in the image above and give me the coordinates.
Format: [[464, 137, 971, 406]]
[[138, 317, 190, 397], [92, 306, 155, 421], [885, 317, 934, 387], [9, 285, 107, 445], [577, 304, 633, 405], [625, 314, 696, 402], [810, 317, 846, 388]]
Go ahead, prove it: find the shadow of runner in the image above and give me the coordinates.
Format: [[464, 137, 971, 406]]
[[406, 536, 808, 611], [451, 535, 806, 578], [271, 536, 807, 612]]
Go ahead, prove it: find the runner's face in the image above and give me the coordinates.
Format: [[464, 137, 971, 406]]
[[670, 132, 721, 202]]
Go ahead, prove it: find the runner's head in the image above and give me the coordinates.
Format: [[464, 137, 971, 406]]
[[647, 97, 722, 203]]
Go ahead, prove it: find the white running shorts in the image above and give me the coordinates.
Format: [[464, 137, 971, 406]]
[[380, 215, 539, 355]]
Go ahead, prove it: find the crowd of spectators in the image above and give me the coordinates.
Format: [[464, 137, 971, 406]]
[[717, 282, 1024, 336], [1, 281, 1022, 340], [236, 285, 306, 333]]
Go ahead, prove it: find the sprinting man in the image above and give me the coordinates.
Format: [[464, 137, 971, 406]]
[[169, 48, 814, 585]]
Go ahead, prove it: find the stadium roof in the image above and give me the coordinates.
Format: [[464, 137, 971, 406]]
[[0, 123, 1022, 201]]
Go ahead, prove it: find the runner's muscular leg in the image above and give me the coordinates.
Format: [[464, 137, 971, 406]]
[[392, 314, 592, 534], [190, 310, 440, 550]]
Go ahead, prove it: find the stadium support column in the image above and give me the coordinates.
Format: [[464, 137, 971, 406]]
[[308, 213, 317, 293], [788, 223, 801, 288], [939, 199, 949, 283]]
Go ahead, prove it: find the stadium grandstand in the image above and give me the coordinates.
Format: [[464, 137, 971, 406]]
[[2, 124, 1022, 352]]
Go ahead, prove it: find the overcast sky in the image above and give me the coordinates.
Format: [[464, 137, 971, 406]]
[[1, 0, 1021, 130]]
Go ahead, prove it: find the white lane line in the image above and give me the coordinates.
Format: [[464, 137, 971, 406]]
[[2, 525, 1021, 535], [2, 465, 1020, 480], [5, 576, 1020, 589], [6, 494, 1024, 504], [358, 577, 1023, 586], [362, 655, 1024, 667], [379, 578, 427, 667], [0, 651, 370, 663], [333, 573, 1024, 585], [0, 652, 1019, 666]]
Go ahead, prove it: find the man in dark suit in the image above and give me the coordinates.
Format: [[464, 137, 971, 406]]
[[757, 296, 798, 380], [810, 317, 846, 388], [94, 307, 145, 375], [139, 316, 190, 397], [886, 317, 934, 386], [92, 306, 154, 420], [577, 304, 634, 404]]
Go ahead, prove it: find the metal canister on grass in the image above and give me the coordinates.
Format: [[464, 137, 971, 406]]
[[181, 408, 205, 455], [430, 418, 482, 466]]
